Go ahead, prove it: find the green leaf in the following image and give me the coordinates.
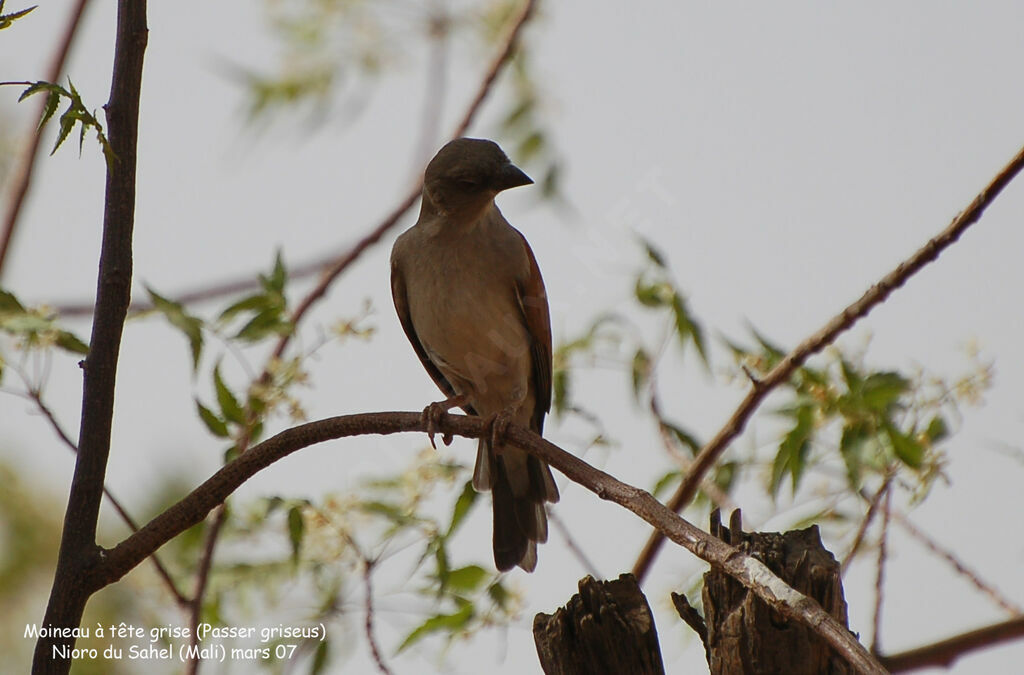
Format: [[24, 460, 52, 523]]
[[861, 372, 910, 413], [234, 310, 292, 342], [213, 364, 245, 425], [750, 327, 786, 364], [671, 293, 709, 367], [310, 639, 329, 675], [631, 348, 651, 398], [0, 288, 26, 313], [0, 5, 37, 30], [55, 330, 89, 355], [839, 423, 871, 488], [652, 470, 681, 499], [925, 415, 948, 443], [446, 481, 478, 538], [263, 249, 288, 294], [487, 580, 511, 609], [662, 421, 700, 456], [771, 405, 814, 495], [885, 421, 924, 469], [634, 278, 671, 307], [147, 286, 203, 370], [287, 505, 304, 561], [397, 605, 474, 652], [445, 565, 488, 593], [196, 401, 230, 438], [219, 293, 271, 322], [639, 237, 667, 268], [552, 367, 569, 415]]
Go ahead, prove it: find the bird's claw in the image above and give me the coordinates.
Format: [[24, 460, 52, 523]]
[[487, 408, 516, 450], [421, 394, 466, 450]]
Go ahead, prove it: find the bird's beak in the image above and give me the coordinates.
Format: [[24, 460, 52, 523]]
[[493, 163, 534, 192]]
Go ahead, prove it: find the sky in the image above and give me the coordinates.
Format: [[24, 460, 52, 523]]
[[3, 1, 1024, 672]]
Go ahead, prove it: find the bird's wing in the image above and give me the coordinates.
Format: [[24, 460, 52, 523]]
[[513, 230, 553, 434], [391, 260, 478, 416]]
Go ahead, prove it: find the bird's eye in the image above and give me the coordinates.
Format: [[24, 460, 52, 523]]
[[455, 178, 479, 190]]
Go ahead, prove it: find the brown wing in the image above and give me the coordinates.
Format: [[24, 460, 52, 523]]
[[513, 230, 553, 434], [391, 260, 478, 416]]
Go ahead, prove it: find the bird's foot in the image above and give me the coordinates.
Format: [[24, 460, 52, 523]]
[[421, 394, 467, 449], [486, 407, 517, 451]]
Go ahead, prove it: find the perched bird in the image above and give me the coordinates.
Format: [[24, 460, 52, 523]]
[[390, 138, 559, 572]]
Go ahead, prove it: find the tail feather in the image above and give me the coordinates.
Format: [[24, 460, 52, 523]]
[[479, 440, 555, 572]]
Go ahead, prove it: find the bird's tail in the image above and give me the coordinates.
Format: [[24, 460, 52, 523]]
[[474, 438, 559, 572]]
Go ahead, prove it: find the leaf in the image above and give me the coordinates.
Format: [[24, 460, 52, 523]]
[[860, 372, 910, 413], [771, 405, 814, 495], [397, 605, 474, 652], [662, 421, 700, 456], [0, 288, 26, 313], [147, 286, 203, 369], [54, 330, 89, 355], [0, 4, 37, 30], [219, 293, 273, 322], [287, 505, 304, 561], [310, 639, 329, 675], [839, 423, 871, 488], [631, 348, 651, 398], [196, 401, 229, 438], [634, 278, 671, 308], [262, 249, 287, 294], [671, 293, 709, 367], [213, 364, 245, 425], [445, 565, 488, 593], [885, 421, 924, 469], [552, 367, 569, 415], [639, 237, 667, 268], [925, 415, 948, 443], [652, 470, 681, 498], [446, 481, 478, 538]]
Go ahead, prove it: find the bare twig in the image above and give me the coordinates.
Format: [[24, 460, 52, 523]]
[[53, 0, 538, 319], [880, 616, 1024, 672], [871, 487, 891, 654], [184, 505, 228, 675], [94, 412, 885, 674], [548, 509, 601, 578], [632, 141, 1024, 583], [841, 477, 891, 574], [892, 509, 1023, 616], [362, 558, 393, 675], [24, 386, 188, 606], [0, 0, 92, 277]]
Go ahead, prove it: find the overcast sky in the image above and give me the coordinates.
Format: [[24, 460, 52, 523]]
[[3, 1, 1024, 672]]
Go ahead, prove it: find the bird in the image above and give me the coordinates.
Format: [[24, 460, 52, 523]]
[[390, 137, 559, 572]]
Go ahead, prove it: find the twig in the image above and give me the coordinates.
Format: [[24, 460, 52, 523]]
[[25, 386, 188, 606], [871, 487, 891, 654], [184, 505, 228, 675], [0, 0, 93, 277], [548, 509, 601, 578], [94, 412, 886, 674], [33, 1, 149, 670], [631, 141, 1024, 583], [880, 616, 1024, 672], [841, 477, 891, 574], [53, 0, 538, 319], [892, 509, 1023, 616], [362, 558, 393, 675]]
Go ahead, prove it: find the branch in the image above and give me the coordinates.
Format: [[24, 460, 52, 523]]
[[184, 505, 227, 675], [33, 0, 148, 671], [93, 413, 885, 674], [362, 558, 393, 675], [880, 616, 1024, 673], [0, 0, 92, 278], [632, 141, 1024, 583], [52, 0, 538, 319]]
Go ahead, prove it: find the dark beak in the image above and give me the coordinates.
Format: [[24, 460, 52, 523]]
[[493, 163, 533, 192]]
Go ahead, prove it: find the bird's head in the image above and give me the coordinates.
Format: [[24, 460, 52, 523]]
[[422, 138, 533, 220]]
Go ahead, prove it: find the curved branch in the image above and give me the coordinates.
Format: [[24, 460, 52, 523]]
[[880, 616, 1024, 672], [632, 140, 1024, 583], [96, 412, 885, 674]]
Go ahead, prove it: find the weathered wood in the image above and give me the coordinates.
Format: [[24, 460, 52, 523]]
[[534, 574, 665, 675], [699, 509, 855, 674]]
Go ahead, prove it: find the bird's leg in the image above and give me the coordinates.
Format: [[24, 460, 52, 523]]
[[421, 393, 468, 449], [486, 406, 517, 452]]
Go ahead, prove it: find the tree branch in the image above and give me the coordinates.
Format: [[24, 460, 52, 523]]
[[0, 0, 92, 278], [92, 412, 885, 674], [880, 616, 1024, 673], [632, 141, 1024, 583], [33, 0, 148, 671]]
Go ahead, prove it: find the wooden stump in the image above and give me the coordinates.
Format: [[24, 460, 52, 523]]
[[533, 573, 665, 675]]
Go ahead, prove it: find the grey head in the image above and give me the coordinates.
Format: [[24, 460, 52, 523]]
[[422, 138, 533, 218]]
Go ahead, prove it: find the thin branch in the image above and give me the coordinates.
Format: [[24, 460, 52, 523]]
[[879, 616, 1024, 673], [0, 0, 92, 277], [362, 558, 393, 675], [632, 141, 1024, 583], [871, 486, 891, 654], [95, 413, 886, 674], [892, 509, 1023, 616], [53, 0, 539, 319], [841, 477, 891, 574], [184, 505, 228, 675], [34, 1, 148, 671], [548, 509, 601, 578], [25, 386, 188, 606]]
